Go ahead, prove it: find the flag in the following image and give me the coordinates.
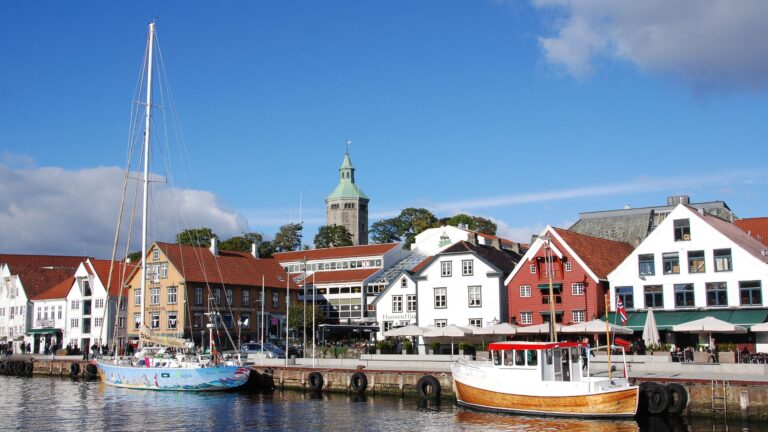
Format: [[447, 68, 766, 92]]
[[617, 296, 628, 325]]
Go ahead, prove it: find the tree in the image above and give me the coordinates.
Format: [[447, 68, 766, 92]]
[[443, 213, 497, 235], [314, 225, 353, 248], [220, 232, 266, 252], [273, 223, 303, 252], [176, 227, 217, 247], [288, 303, 326, 346], [471, 216, 497, 235], [256, 240, 274, 258], [397, 208, 438, 248], [370, 218, 401, 244]]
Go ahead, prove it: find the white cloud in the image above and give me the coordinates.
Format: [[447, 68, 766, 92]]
[[0, 163, 248, 258], [491, 218, 546, 244], [532, 0, 768, 91]]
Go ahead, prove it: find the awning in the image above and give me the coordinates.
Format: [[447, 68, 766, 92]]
[[537, 283, 563, 291], [26, 328, 61, 335], [607, 309, 768, 331], [319, 324, 379, 334]]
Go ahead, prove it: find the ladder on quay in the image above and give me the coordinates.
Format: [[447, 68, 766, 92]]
[[711, 379, 729, 415]]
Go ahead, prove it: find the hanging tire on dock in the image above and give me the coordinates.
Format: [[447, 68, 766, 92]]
[[308, 372, 324, 392], [665, 383, 688, 416], [24, 361, 33, 377], [69, 362, 81, 379], [416, 375, 441, 400], [85, 363, 98, 380], [642, 382, 672, 415], [14, 361, 25, 376], [0, 361, 7, 375], [349, 372, 368, 394]]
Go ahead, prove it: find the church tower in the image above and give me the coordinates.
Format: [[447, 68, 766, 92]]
[[326, 149, 369, 245]]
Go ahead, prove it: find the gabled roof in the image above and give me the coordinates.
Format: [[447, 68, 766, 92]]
[[31, 276, 74, 301], [690, 209, 768, 265], [735, 217, 768, 247], [553, 228, 635, 279], [6, 264, 78, 299], [0, 254, 90, 268], [156, 242, 295, 288], [437, 241, 521, 277], [309, 268, 379, 284], [410, 256, 433, 273], [274, 243, 400, 262], [89, 259, 139, 296]]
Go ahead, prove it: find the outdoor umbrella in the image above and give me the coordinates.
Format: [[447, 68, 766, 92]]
[[672, 316, 747, 348], [382, 324, 430, 337], [642, 308, 661, 348], [749, 322, 768, 332], [561, 319, 633, 335], [515, 322, 563, 335], [472, 322, 518, 336], [423, 324, 475, 355]]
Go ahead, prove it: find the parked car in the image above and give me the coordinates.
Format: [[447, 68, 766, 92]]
[[240, 343, 284, 359]]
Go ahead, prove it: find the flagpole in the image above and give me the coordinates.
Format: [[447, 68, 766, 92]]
[[605, 293, 612, 380], [285, 274, 290, 367], [303, 257, 307, 358]]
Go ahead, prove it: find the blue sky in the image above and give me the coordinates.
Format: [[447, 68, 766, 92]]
[[1, 1, 767, 258]]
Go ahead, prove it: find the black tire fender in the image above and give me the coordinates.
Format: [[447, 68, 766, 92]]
[[666, 383, 688, 415], [0, 361, 7, 375], [416, 375, 441, 400], [85, 363, 98, 379], [14, 361, 24, 376], [69, 362, 81, 378], [308, 372, 324, 392], [350, 372, 368, 394], [644, 382, 672, 415], [24, 361, 33, 377]]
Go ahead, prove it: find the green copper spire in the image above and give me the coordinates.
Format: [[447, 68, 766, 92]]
[[327, 150, 368, 200]]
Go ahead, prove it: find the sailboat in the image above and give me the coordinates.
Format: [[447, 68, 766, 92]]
[[95, 22, 249, 391]]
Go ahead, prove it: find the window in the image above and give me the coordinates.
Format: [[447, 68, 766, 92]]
[[644, 285, 664, 308], [706, 282, 728, 306], [540, 284, 562, 305], [160, 262, 168, 278], [406, 294, 416, 312], [688, 250, 705, 273], [519, 285, 531, 298], [468, 286, 481, 307], [150, 288, 160, 305], [674, 219, 691, 241], [71, 300, 80, 311], [153, 249, 160, 260], [58, 306, 63, 319], [95, 298, 104, 308], [434, 319, 447, 327], [195, 287, 203, 305], [674, 283, 695, 307], [572, 310, 585, 323], [565, 262, 572, 272], [134, 289, 141, 306], [663, 252, 680, 274], [167, 312, 178, 329], [638, 254, 655, 276], [151, 312, 160, 329], [392, 295, 403, 313], [616, 286, 634, 309], [242, 289, 250, 306], [70, 318, 79, 328], [94, 317, 103, 327], [529, 263, 536, 274], [214, 289, 221, 306], [441, 261, 452, 277], [434, 287, 447, 309], [383, 321, 393, 332], [167, 286, 177, 304], [226, 288, 233, 305], [401, 278, 407, 289], [272, 290, 279, 308], [520, 312, 533, 325], [469, 318, 482, 327], [714, 249, 733, 272], [118, 317, 125, 329], [571, 283, 584, 296], [134, 313, 141, 330], [82, 280, 92, 296], [462, 260, 473, 276], [740, 281, 762, 306]]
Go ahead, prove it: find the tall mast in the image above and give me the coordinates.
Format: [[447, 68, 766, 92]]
[[139, 22, 155, 342]]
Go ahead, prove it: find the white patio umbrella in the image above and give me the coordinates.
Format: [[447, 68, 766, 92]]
[[472, 322, 518, 336], [515, 322, 563, 335], [672, 316, 747, 334], [749, 322, 768, 332], [382, 324, 429, 337], [423, 324, 475, 354], [561, 319, 633, 335], [642, 309, 661, 348]]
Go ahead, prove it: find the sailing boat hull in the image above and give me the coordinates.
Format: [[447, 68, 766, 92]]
[[96, 361, 250, 391]]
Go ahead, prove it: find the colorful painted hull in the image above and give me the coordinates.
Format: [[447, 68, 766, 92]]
[[454, 380, 639, 418], [96, 361, 250, 391]]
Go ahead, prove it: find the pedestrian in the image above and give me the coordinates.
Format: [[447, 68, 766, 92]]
[[580, 337, 593, 370]]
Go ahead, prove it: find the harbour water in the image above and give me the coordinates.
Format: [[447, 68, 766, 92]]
[[1, 375, 766, 432]]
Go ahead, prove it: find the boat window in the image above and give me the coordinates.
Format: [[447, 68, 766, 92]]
[[527, 350, 538, 366], [504, 350, 514, 366], [492, 350, 501, 365], [515, 350, 525, 366], [571, 347, 580, 363], [545, 349, 553, 365]]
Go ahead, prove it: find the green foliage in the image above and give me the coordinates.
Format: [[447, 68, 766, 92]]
[[376, 339, 395, 353], [370, 208, 437, 249], [176, 227, 217, 247], [127, 251, 142, 262], [314, 225, 354, 248], [273, 223, 303, 252], [257, 241, 274, 258], [430, 341, 442, 353], [219, 232, 265, 252], [370, 218, 401, 244], [442, 213, 498, 235], [458, 342, 472, 350], [402, 339, 413, 350], [287, 303, 325, 339]]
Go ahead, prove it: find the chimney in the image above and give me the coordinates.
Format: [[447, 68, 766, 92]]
[[467, 232, 478, 245], [251, 242, 259, 258], [667, 195, 690, 206], [210, 237, 219, 256]]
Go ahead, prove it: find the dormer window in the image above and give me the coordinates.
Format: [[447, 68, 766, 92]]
[[401, 278, 407, 289], [153, 249, 160, 260], [674, 219, 691, 241]]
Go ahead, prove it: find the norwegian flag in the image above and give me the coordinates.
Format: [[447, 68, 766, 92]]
[[617, 296, 628, 325]]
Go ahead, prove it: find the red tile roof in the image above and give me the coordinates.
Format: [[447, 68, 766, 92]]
[[32, 276, 74, 300], [274, 243, 400, 262], [553, 228, 635, 279], [89, 259, 139, 297], [0, 254, 89, 268], [156, 242, 296, 288], [410, 256, 433, 273], [309, 268, 380, 284], [6, 264, 78, 299], [690, 211, 768, 264], [735, 217, 768, 246]]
